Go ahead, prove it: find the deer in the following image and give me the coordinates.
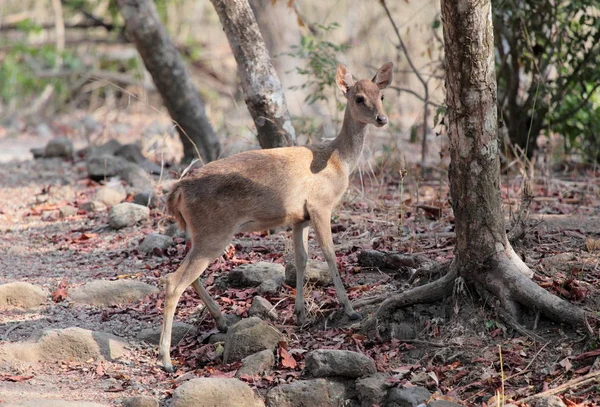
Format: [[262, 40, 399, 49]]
[[158, 62, 393, 372]]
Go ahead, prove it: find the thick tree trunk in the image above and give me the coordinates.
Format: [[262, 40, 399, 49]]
[[210, 0, 296, 149], [117, 0, 221, 164]]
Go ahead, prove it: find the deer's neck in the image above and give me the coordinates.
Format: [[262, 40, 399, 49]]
[[331, 107, 367, 172]]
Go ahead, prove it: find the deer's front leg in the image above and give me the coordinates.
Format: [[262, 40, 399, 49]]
[[292, 222, 309, 326], [309, 208, 360, 320]]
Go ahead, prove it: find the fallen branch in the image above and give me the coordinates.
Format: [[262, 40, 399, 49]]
[[519, 370, 600, 403]]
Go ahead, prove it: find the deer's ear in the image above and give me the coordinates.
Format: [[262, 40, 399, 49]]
[[372, 62, 394, 89], [336, 64, 355, 96]]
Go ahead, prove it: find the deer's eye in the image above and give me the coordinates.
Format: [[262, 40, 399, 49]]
[[355, 96, 365, 104], [381, 95, 384, 101]]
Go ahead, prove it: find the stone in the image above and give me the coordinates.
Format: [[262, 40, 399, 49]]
[[1, 401, 109, 407], [69, 279, 159, 306], [115, 144, 162, 175], [59, 205, 78, 218], [223, 317, 284, 364], [47, 184, 76, 203], [248, 296, 277, 320], [133, 191, 157, 207], [119, 163, 154, 195], [94, 183, 127, 206], [170, 377, 264, 407], [85, 139, 122, 158], [386, 386, 431, 407], [229, 262, 285, 288], [355, 373, 392, 407], [80, 200, 107, 213], [122, 395, 159, 407], [235, 349, 275, 378], [137, 322, 196, 345], [0, 282, 47, 310], [304, 349, 376, 378], [139, 233, 173, 254], [0, 327, 126, 363], [428, 401, 463, 407], [265, 378, 351, 407], [285, 260, 333, 287], [534, 396, 567, 407], [87, 154, 129, 180], [108, 203, 150, 229], [44, 137, 73, 158], [30, 147, 46, 159], [256, 276, 284, 296]]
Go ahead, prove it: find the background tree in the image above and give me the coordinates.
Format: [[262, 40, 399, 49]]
[[209, 0, 296, 149], [361, 0, 589, 337], [116, 0, 221, 164]]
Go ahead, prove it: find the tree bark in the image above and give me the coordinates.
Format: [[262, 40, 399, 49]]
[[117, 0, 221, 164], [210, 0, 296, 149]]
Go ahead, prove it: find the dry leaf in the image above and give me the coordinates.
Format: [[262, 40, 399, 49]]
[[51, 278, 68, 302], [279, 343, 297, 369]]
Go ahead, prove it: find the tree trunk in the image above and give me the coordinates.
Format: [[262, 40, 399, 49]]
[[210, 0, 296, 149], [117, 0, 221, 164]]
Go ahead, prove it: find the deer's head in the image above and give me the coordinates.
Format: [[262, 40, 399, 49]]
[[336, 62, 393, 127]]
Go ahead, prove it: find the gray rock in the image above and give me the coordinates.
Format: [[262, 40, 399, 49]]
[[285, 260, 333, 287], [59, 205, 78, 218], [223, 317, 284, 364], [119, 163, 154, 195], [80, 200, 107, 213], [534, 396, 567, 407], [115, 144, 162, 175], [133, 191, 157, 207], [248, 296, 277, 320], [170, 377, 265, 407], [386, 386, 431, 407], [165, 222, 186, 238], [1, 401, 108, 407], [82, 115, 102, 135], [137, 322, 196, 345], [428, 401, 463, 407], [108, 203, 150, 229], [85, 139, 122, 158], [0, 327, 126, 363], [69, 279, 158, 306], [256, 276, 284, 296], [305, 349, 376, 378], [0, 282, 47, 310], [44, 137, 73, 158], [122, 395, 159, 407], [229, 262, 285, 288], [87, 154, 129, 180], [47, 184, 76, 204], [139, 233, 173, 254], [355, 373, 392, 407], [94, 183, 127, 206], [30, 147, 45, 159], [207, 332, 228, 344], [265, 378, 351, 407], [235, 349, 274, 378]]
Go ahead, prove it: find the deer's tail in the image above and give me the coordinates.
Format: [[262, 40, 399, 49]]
[[167, 183, 187, 233]]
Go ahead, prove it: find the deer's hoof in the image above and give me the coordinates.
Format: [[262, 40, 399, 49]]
[[162, 363, 175, 373], [348, 311, 361, 321], [295, 310, 307, 327]]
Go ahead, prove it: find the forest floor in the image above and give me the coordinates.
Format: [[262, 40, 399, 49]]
[[0, 114, 599, 407]]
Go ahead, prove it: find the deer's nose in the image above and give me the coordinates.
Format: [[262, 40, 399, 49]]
[[376, 115, 388, 125]]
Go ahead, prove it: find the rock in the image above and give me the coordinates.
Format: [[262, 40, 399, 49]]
[[1, 401, 109, 407], [305, 349, 376, 378], [122, 395, 159, 407], [223, 317, 284, 364], [0, 327, 126, 363], [285, 260, 333, 287], [139, 233, 173, 254], [207, 332, 228, 344], [165, 222, 186, 238], [229, 262, 285, 288], [265, 378, 351, 407], [69, 279, 158, 306], [534, 396, 567, 407], [108, 203, 150, 229], [82, 115, 102, 135], [235, 349, 274, 378], [59, 205, 78, 218], [47, 184, 76, 203], [428, 401, 463, 407], [30, 147, 46, 159], [133, 191, 157, 207], [170, 377, 264, 407], [44, 137, 73, 158], [80, 200, 107, 212], [115, 144, 162, 175], [248, 296, 277, 320], [119, 163, 154, 195], [87, 154, 129, 180], [137, 322, 196, 345], [386, 386, 431, 407], [355, 373, 392, 407], [85, 139, 122, 158], [0, 282, 47, 310], [256, 276, 284, 296], [94, 183, 127, 206]]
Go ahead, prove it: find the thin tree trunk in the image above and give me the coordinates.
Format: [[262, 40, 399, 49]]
[[210, 0, 296, 149], [117, 0, 221, 164]]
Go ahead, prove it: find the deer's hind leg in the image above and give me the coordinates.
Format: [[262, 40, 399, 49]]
[[159, 233, 232, 372]]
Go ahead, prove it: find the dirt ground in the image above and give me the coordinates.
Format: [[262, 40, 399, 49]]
[[0, 115, 599, 406]]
